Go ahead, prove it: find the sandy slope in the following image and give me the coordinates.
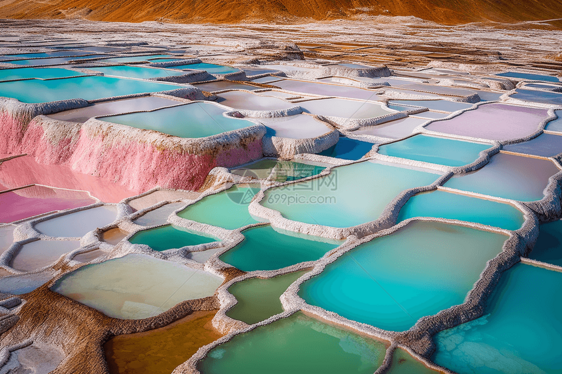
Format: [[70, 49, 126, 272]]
[[0, 0, 562, 25]]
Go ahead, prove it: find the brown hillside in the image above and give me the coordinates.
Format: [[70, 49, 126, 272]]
[[0, 0, 562, 25]]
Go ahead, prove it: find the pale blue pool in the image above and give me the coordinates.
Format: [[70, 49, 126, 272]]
[[378, 135, 491, 167], [0, 67, 86, 82], [497, 71, 560, 83], [171, 62, 240, 75], [103, 102, 254, 138], [91, 65, 186, 79]]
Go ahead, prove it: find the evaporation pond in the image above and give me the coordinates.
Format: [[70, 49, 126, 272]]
[[219, 226, 341, 271], [133, 202, 185, 226], [545, 110, 562, 132], [273, 79, 383, 101], [129, 225, 217, 252], [172, 62, 239, 75], [0, 76, 178, 103], [197, 312, 387, 374], [231, 159, 326, 182], [226, 271, 308, 324], [51, 253, 223, 319], [262, 160, 441, 227], [11, 240, 80, 272], [352, 117, 426, 139], [0, 67, 86, 82], [433, 263, 562, 374], [177, 186, 260, 229], [92, 65, 186, 79], [511, 89, 562, 106], [216, 91, 295, 111], [48, 96, 179, 123], [319, 137, 373, 160], [378, 135, 491, 167], [299, 221, 507, 331], [195, 81, 260, 92], [426, 103, 549, 141], [398, 190, 524, 230], [444, 153, 560, 201], [34, 205, 117, 237], [389, 100, 473, 112], [503, 133, 562, 158], [299, 98, 393, 119], [529, 219, 562, 267], [496, 71, 560, 83], [103, 102, 253, 138], [0, 185, 95, 223], [102, 54, 172, 63], [260, 114, 332, 139]]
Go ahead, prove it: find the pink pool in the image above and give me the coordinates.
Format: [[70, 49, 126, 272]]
[[0, 185, 96, 223], [0, 156, 138, 203], [426, 103, 550, 141]]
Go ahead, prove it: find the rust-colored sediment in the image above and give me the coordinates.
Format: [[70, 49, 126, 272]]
[[104, 311, 223, 374], [1, 0, 562, 26]]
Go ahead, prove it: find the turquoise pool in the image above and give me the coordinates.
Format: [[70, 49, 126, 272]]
[[177, 186, 261, 229], [91, 65, 186, 79], [397, 190, 524, 231], [0, 76, 179, 103], [171, 62, 240, 75], [299, 221, 508, 331], [529, 219, 562, 267], [129, 225, 217, 251], [433, 263, 562, 373], [0, 67, 86, 82], [219, 225, 341, 271]]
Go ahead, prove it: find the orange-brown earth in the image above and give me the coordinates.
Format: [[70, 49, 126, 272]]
[[1, 0, 562, 26]]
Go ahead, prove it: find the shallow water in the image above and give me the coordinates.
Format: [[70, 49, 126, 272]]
[[545, 110, 562, 132], [411, 111, 450, 120], [105, 311, 222, 374], [444, 153, 559, 201], [6, 55, 106, 66], [504, 133, 562, 158], [0, 67, 86, 82], [387, 348, 441, 374], [172, 62, 240, 75], [195, 81, 259, 92], [378, 134, 491, 167], [0, 225, 14, 255], [351, 117, 426, 139], [0, 50, 90, 60], [48, 96, 179, 123], [51, 253, 223, 319], [34, 205, 117, 237], [226, 271, 307, 324], [177, 186, 260, 229], [128, 190, 196, 211], [102, 228, 128, 245], [232, 159, 326, 182], [11, 240, 80, 272], [0, 76, 178, 103], [529, 219, 562, 267], [510, 89, 562, 106], [133, 202, 185, 226], [216, 91, 295, 111], [497, 71, 560, 83], [0, 185, 95, 223], [101, 54, 172, 63], [397, 190, 524, 230], [299, 98, 393, 119], [198, 312, 387, 374], [219, 226, 340, 271], [262, 160, 441, 227], [426, 103, 549, 141], [433, 263, 562, 373], [103, 102, 254, 138], [91, 65, 186, 79], [299, 221, 507, 331], [129, 225, 217, 252], [73, 248, 104, 263], [319, 137, 374, 160], [259, 114, 332, 139], [274, 79, 383, 100]]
